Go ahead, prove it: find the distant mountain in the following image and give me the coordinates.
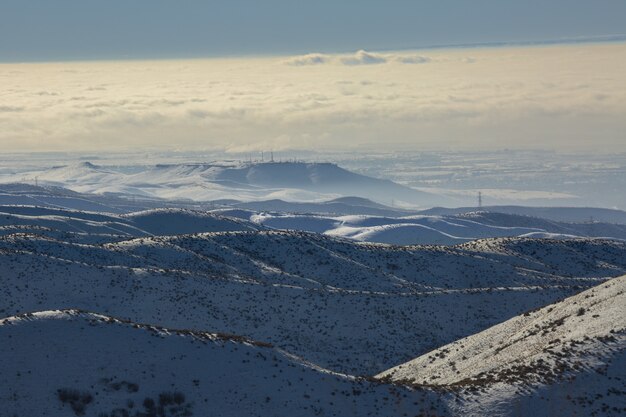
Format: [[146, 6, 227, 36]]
[[219, 196, 414, 217], [249, 210, 626, 245], [3, 161, 455, 207], [3, 195, 626, 246], [421, 205, 626, 224], [0, 205, 261, 243], [147, 161, 456, 206], [121, 208, 260, 235], [377, 275, 626, 417], [327, 196, 394, 209], [0, 182, 209, 213]]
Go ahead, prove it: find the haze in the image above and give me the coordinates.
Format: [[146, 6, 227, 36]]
[[2, 43, 625, 153]]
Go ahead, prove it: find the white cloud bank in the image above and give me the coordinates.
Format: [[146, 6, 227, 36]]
[[284, 53, 331, 66], [285, 50, 432, 66], [340, 50, 387, 65], [395, 55, 431, 64], [1, 43, 625, 152]]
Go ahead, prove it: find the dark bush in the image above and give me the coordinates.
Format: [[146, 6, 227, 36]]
[[57, 388, 93, 416]]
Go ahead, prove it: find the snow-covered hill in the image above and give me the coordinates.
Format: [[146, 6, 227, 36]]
[[3, 182, 626, 246], [422, 205, 626, 225], [0, 206, 261, 244], [0, 182, 208, 213], [2, 201, 625, 415], [248, 210, 626, 245], [2, 161, 454, 207], [2, 208, 626, 375], [1, 309, 448, 417], [377, 275, 626, 417], [121, 208, 260, 235], [5, 200, 625, 247], [216, 196, 414, 217]]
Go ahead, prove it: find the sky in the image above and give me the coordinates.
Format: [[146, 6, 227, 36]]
[[1, 1, 625, 153], [2, 1, 626, 61]]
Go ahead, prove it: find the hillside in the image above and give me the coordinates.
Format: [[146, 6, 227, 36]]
[[3, 182, 626, 246], [209, 162, 450, 206], [121, 208, 260, 235], [249, 210, 626, 245], [216, 196, 413, 217], [1, 202, 625, 416], [2, 209, 626, 374], [3, 161, 454, 206], [1, 310, 448, 417], [421, 205, 626, 225], [0, 205, 261, 243], [377, 275, 626, 416], [0, 182, 206, 213]]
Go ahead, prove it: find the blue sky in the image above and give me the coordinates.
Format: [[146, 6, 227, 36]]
[[1, 0, 626, 61], [2, 1, 625, 153]]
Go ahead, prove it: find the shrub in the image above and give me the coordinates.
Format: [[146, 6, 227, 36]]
[[57, 388, 93, 416]]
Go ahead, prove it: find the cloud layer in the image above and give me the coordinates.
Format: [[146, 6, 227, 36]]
[[340, 50, 387, 65], [284, 53, 330, 66], [1, 44, 625, 152], [285, 50, 433, 66]]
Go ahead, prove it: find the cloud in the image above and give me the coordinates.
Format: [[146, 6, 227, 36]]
[[1, 43, 625, 152], [340, 50, 387, 65], [224, 134, 301, 153], [0, 105, 24, 113], [284, 53, 330, 66], [395, 55, 431, 64], [284, 50, 433, 66]]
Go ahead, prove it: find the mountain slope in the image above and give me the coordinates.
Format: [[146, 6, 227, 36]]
[[211, 162, 450, 206], [1, 310, 448, 417], [377, 276, 626, 416], [250, 210, 626, 245], [7, 161, 454, 206], [121, 208, 260, 235], [2, 222, 626, 375], [0, 205, 261, 243], [219, 196, 414, 217], [421, 205, 626, 225], [0, 182, 208, 213]]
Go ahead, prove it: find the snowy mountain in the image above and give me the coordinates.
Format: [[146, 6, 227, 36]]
[[0, 182, 208, 213], [0, 205, 261, 244], [377, 275, 626, 417], [214, 196, 414, 217], [121, 209, 260, 235], [0, 182, 416, 217], [2, 161, 455, 207], [247, 210, 626, 245], [207, 161, 446, 205], [1, 201, 625, 415], [2, 206, 626, 375], [3, 182, 626, 246], [421, 205, 626, 224], [1, 309, 448, 417], [5, 195, 625, 247]]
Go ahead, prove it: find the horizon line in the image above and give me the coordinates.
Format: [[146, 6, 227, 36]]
[[1, 34, 625, 64]]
